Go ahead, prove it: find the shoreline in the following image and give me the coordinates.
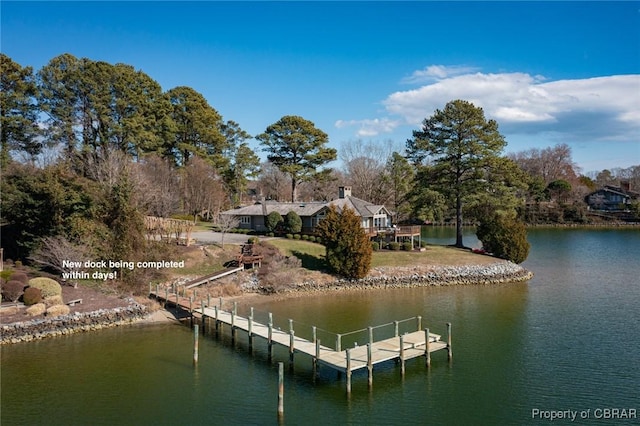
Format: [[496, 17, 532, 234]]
[[1, 261, 533, 344]]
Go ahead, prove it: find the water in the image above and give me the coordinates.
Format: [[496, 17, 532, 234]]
[[2, 228, 639, 425]]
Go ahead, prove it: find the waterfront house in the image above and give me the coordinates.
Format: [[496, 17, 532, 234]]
[[220, 187, 391, 235], [585, 181, 638, 211]]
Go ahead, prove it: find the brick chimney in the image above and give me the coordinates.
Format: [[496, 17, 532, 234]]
[[620, 180, 630, 193], [338, 186, 352, 199]]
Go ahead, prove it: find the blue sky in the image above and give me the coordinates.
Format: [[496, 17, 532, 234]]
[[2, 1, 639, 173]]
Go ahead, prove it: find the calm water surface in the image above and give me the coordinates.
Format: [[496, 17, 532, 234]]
[[2, 228, 639, 425]]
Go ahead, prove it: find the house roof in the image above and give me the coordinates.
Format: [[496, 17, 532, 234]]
[[221, 195, 389, 219]]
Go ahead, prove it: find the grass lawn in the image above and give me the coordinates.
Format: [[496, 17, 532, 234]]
[[266, 238, 496, 270]]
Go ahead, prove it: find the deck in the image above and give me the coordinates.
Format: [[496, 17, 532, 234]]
[[150, 291, 451, 393]]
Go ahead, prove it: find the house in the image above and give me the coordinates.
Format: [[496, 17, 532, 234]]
[[221, 186, 392, 235], [585, 181, 639, 211]]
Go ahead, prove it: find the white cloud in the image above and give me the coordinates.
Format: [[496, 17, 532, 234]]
[[336, 67, 640, 148], [335, 118, 400, 137], [401, 65, 480, 84]]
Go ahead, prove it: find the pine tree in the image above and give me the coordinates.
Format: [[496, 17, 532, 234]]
[[315, 206, 372, 279]]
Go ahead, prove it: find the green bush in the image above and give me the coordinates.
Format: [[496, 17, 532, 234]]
[[23, 286, 43, 305], [308, 236, 316, 242], [402, 242, 413, 251], [247, 237, 259, 244], [2, 280, 25, 302], [266, 211, 284, 233], [314, 205, 372, 279], [28, 277, 62, 298], [293, 234, 301, 240], [267, 232, 275, 237], [284, 211, 302, 234], [315, 237, 323, 245], [389, 242, 400, 251], [301, 234, 309, 240], [371, 242, 380, 251], [476, 214, 530, 264], [286, 234, 293, 239]]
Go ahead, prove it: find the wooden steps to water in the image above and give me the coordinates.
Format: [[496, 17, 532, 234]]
[[150, 291, 452, 393]]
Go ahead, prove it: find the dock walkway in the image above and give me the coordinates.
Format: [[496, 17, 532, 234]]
[[150, 290, 451, 393]]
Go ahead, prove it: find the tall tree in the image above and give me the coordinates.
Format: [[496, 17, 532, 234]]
[[407, 100, 508, 248], [37, 53, 83, 156], [1, 54, 41, 165], [221, 120, 260, 205], [340, 139, 395, 204], [382, 152, 414, 223], [257, 115, 336, 202], [256, 161, 290, 201], [181, 156, 226, 222], [165, 86, 227, 168]]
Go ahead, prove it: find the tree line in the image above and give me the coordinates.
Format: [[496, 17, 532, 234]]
[[2, 53, 639, 281]]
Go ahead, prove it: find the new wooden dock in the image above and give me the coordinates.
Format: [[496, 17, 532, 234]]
[[150, 290, 451, 393]]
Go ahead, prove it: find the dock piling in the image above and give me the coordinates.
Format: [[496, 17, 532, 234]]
[[289, 330, 295, 368], [447, 323, 452, 362], [193, 324, 199, 365], [367, 343, 373, 387], [400, 335, 405, 376], [277, 362, 284, 419], [425, 328, 431, 368], [346, 349, 352, 395]]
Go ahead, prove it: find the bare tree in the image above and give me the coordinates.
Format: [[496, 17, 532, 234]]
[[137, 154, 180, 217], [29, 236, 89, 276], [256, 161, 290, 201], [182, 156, 228, 222], [340, 139, 398, 204], [217, 213, 240, 249]]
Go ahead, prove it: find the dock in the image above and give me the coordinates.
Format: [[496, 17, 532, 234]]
[[150, 289, 451, 393]]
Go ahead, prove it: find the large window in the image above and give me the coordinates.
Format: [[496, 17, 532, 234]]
[[240, 216, 251, 225]]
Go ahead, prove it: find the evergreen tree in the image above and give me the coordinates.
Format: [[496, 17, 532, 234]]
[[284, 211, 302, 234], [0, 54, 41, 165], [265, 211, 283, 234], [315, 206, 372, 279], [257, 115, 336, 202], [165, 86, 227, 168], [476, 213, 530, 264], [407, 100, 510, 247]]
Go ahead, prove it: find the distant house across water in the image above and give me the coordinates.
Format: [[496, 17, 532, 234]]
[[585, 181, 639, 211]]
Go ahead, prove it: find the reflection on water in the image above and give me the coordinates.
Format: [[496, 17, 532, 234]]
[[2, 228, 639, 425]]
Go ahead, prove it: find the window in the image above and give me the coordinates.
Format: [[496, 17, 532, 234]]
[[240, 216, 251, 225]]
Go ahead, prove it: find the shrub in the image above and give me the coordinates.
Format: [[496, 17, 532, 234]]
[[314, 206, 372, 279], [28, 277, 62, 298], [23, 287, 43, 306], [285, 234, 293, 239], [402, 242, 413, 251], [293, 234, 301, 240], [9, 271, 29, 284], [44, 295, 64, 307], [301, 234, 309, 240], [267, 232, 275, 237], [476, 213, 530, 264], [315, 237, 323, 245], [26, 303, 46, 316], [46, 304, 70, 317], [371, 242, 380, 251], [248, 237, 259, 244], [284, 211, 302, 234], [266, 211, 284, 233], [2, 280, 25, 302], [389, 242, 400, 251], [308, 236, 316, 242]]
